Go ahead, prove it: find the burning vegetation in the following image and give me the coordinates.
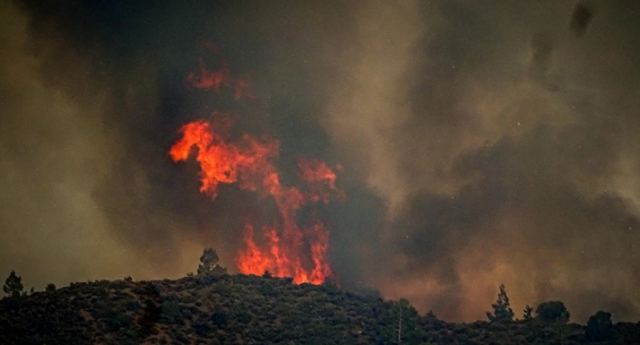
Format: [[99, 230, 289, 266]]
[[169, 56, 342, 285]]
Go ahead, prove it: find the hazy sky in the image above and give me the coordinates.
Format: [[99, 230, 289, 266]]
[[1, 0, 639, 322]]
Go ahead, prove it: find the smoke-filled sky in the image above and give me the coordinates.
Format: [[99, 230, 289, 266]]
[[1, 0, 640, 322]]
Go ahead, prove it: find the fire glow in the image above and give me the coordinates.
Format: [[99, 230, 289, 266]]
[[169, 57, 342, 284]]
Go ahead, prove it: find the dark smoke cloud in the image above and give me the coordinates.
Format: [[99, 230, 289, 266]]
[[530, 32, 553, 77], [1, 0, 365, 287], [324, 0, 640, 321], [2, 0, 640, 323], [570, 2, 595, 37]]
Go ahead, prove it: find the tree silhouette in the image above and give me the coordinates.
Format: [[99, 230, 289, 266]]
[[3, 270, 23, 298], [197, 248, 226, 275], [486, 284, 514, 322], [523, 305, 534, 321], [586, 311, 613, 341], [535, 301, 570, 324]]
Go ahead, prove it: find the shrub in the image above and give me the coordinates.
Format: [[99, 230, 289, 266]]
[[586, 311, 613, 341], [103, 311, 131, 331], [160, 300, 182, 323], [535, 301, 570, 324], [212, 310, 228, 327]]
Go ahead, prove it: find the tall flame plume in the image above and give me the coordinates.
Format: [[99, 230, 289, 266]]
[[170, 118, 341, 284]]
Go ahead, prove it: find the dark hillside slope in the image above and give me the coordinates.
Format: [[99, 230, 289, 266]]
[[0, 274, 638, 344]]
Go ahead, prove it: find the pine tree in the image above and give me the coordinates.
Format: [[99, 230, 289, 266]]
[[486, 284, 514, 322], [197, 248, 226, 275], [3, 270, 24, 298], [523, 304, 534, 321]]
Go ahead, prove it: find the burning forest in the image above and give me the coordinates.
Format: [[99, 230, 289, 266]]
[[2, 1, 640, 343], [169, 57, 341, 285]]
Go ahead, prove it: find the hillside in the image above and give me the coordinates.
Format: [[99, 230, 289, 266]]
[[1, 273, 638, 344]]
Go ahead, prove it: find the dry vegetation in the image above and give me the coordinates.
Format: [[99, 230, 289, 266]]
[[1, 273, 639, 344]]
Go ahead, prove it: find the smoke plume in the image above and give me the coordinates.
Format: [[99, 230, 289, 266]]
[[2, 0, 640, 322]]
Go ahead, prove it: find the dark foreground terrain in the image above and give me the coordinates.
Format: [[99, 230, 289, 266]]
[[1, 273, 639, 344]]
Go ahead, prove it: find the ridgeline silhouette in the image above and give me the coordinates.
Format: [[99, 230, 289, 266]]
[[1, 251, 639, 344]]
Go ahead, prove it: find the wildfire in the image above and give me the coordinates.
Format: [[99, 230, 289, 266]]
[[170, 58, 341, 284], [187, 58, 253, 99]]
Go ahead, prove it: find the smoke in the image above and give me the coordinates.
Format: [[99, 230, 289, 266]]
[[0, 1, 153, 288], [2, 0, 640, 322], [570, 2, 595, 37], [324, 0, 640, 321]]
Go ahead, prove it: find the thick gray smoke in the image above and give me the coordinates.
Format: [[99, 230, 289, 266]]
[[1, 0, 639, 322]]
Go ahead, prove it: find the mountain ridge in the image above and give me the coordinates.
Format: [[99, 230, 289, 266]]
[[1, 273, 638, 344]]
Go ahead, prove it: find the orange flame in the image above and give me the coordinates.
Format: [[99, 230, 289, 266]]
[[298, 158, 345, 203], [186, 58, 253, 99], [170, 118, 341, 284]]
